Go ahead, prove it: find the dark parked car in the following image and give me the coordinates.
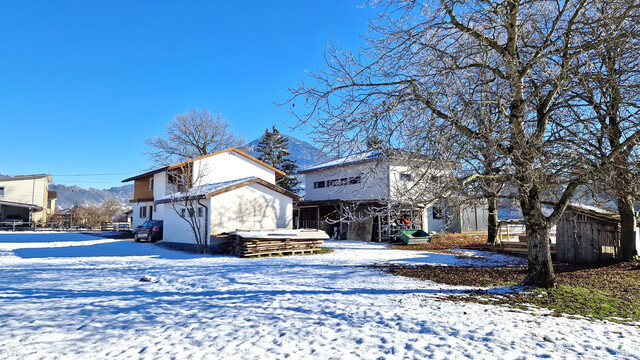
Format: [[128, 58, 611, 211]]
[[134, 220, 163, 243]]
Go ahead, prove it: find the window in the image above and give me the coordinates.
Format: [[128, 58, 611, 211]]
[[313, 181, 326, 189], [149, 178, 154, 191], [0, 187, 4, 197], [140, 206, 147, 218], [329, 178, 348, 186], [432, 206, 443, 220], [198, 207, 204, 217], [348, 176, 361, 184], [400, 173, 412, 181], [181, 208, 186, 217]]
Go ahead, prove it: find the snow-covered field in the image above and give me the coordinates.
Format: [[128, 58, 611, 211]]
[[0, 232, 638, 359]]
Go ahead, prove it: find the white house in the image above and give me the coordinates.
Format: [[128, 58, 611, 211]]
[[297, 150, 488, 240], [0, 174, 56, 226], [122, 148, 300, 252]]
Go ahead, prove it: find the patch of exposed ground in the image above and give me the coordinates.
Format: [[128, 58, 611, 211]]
[[383, 261, 640, 323]]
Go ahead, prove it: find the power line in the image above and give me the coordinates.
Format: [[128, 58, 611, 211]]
[[52, 172, 139, 177]]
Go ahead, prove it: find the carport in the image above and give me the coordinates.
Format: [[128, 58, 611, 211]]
[[0, 200, 43, 227]]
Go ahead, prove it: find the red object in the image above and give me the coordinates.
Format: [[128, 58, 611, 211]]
[[402, 218, 411, 225], [153, 226, 160, 231]]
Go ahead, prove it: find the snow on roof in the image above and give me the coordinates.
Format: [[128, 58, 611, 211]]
[[567, 202, 617, 215], [155, 177, 255, 203], [299, 150, 385, 173]]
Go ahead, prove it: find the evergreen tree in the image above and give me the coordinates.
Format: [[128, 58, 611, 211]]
[[256, 126, 300, 193]]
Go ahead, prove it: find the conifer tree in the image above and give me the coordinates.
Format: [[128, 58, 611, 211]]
[[256, 126, 300, 193]]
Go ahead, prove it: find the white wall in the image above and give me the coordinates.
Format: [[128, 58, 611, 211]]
[[153, 171, 169, 198], [304, 162, 389, 201], [424, 204, 448, 233], [0, 176, 49, 222], [209, 183, 293, 234], [162, 183, 293, 245], [193, 151, 276, 186], [162, 199, 210, 245], [132, 201, 154, 229]]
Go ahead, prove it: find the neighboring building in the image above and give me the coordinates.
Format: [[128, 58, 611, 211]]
[[122, 148, 300, 252], [0, 174, 56, 225], [554, 203, 640, 263], [296, 150, 488, 240]]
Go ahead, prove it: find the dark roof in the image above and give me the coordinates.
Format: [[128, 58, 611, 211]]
[[121, 167, 168, 183], [0, 200, 43, 211]]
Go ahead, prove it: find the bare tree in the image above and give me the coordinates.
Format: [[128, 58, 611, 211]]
[[145, 107, 245, 165], [289, 0, 640, 287], [566, 0, 640, 260], [165, 163, 210, 253]]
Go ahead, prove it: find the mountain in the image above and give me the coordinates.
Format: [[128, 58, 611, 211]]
[[244, 134, 330, 169], [49, 184, 133, 209]]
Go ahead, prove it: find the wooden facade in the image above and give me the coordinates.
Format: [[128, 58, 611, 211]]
[[132, 176, 154, 202], [555, 207, 621, 263]]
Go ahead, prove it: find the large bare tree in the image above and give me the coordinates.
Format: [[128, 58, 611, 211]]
[[566, 0, 640, 260], [146, 107, 245, 165], [289, 0, 640, 287]]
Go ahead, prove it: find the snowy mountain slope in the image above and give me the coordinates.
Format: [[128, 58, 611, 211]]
[[244, 134, 330, 169], [49, 184, 133, 209]]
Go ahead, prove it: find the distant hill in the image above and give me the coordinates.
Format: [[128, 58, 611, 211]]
[[49, 184, 133, 209], [244, 134, 330, 169]]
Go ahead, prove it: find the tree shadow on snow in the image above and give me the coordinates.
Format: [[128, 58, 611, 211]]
[[0, 232, 105, 243], [12, 241, 207, 260]]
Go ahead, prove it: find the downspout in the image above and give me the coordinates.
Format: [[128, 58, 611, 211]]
[[197, 197, 209, 251]]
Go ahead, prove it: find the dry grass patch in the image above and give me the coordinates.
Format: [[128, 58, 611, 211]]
[[387, 233, 487, 252]]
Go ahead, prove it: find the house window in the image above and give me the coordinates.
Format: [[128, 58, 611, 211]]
[[149, 178, 154, 192], [0, 187, 4, 197], [198, 207, 204, 217], [313, 181, 326, 189], [348, 176, 361, 184], [329, 178, 348, 186], [400, 173, 412, 181], [432, 206, 443, 220], [140, 206, 147, 218], [181, 208, 186, 217]]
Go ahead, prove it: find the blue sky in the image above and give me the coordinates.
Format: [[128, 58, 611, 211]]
[[0, 1, 378, 189]]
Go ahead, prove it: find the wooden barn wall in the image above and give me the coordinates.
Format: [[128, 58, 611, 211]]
[[556, 210, 620, 263]]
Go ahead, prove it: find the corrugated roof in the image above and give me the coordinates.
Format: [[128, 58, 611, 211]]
[[121, 167, 169, 183], [299, 150, 385, 174]]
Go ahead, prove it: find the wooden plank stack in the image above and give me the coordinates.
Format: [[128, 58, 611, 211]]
[[223, 235, 325, 257]]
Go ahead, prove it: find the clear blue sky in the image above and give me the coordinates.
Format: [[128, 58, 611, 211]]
[[0, 1, 378, 189]]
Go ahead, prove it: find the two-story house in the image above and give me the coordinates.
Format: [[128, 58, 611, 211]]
[[122, 148, 300, 252], [296, 150, 488, 240], [0, 174, 57, 226]]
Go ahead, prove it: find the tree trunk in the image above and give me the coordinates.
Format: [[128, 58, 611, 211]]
[[519, 189, 555, 288], [618, 195, 637, 261], [486, 196, 499, 245]]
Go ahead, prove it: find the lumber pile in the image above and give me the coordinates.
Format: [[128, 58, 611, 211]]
[[222, 229, 329, 257]]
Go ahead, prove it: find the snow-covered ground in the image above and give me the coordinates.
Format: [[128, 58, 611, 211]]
[[0, 232, 638, 359]]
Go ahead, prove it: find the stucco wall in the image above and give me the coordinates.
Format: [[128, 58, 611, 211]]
[[209, 183, 293, 234], [304, 162, 389, 201], [162, 183, 293, 246], [193, 151, 276, 186], [0, 177, 50, 222]]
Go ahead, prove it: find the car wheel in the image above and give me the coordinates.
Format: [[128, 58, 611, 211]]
[[147, 233, 154, 243], [134, 233, 141, 242]]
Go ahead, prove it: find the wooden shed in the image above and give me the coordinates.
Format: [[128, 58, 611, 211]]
[[555, 204, 622, 263]]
